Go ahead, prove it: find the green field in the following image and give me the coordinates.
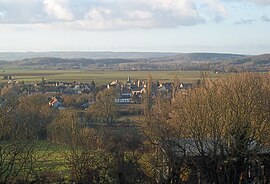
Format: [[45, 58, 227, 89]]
[[34, 141, 68, 172], [0, 68, 224, 84]]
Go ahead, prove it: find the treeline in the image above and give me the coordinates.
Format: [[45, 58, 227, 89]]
[[1, 53, 270, 72], [1, 73, 270, 183]]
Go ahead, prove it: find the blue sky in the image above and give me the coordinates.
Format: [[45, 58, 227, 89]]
[[0, 0, 270, 54]]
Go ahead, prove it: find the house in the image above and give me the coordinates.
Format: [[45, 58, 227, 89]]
[[107, 80, 121, 90], [157, 84, 167, 92], [49, 98, 62, 109], [131, 84, 147, 95], [115, 89, 133, 104], [179, 83, 193, 89], [7, 79, 16, 84], [115, 95, 133, 103], [73, 85, 82, 94], [154, 138, 270, 184], [63, 87, 76, 94]]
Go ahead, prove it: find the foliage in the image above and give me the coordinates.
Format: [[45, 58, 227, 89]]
[[62, 93, 93, 109], [0, 93, 39, 183], [89, 89, 118, 125], [48, 111, 119, 183], [173, 73, 270, 183], [140, 73, 270, 183], [17, 94, 58, 139]]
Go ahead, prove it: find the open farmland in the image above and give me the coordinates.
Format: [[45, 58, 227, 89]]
[[0, 68, 225, 84]]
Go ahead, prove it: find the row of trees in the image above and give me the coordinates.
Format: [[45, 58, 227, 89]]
[[140, 73, 270, 183]]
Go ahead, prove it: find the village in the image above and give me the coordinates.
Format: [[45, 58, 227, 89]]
[[2, 75, 194, 110]]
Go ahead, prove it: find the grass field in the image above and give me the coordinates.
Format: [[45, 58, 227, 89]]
[[0, 68, 225, 84], [34, 141, 68, 173]]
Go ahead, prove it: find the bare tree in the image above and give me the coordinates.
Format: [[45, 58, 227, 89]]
[[48, 111, 118, 184], [172, 73, 270, 183], [89, 88, 117, 125], [139, 93, 191, 184], [17, 94, 57, 139], [139, 73, 270, 183], [0, 92, 39, 183], [172, 74, 179, 100], [142, 73, 153, 118]]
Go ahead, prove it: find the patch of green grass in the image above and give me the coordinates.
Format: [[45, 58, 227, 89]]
[[34, 141, 69, 173]]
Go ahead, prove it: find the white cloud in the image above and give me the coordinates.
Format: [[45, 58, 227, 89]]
[[43, 0, 74, 21], [261, 15, 270, 21], [86, 8, 112, 21], [234, 18, 257, 25], [226, 0, 270, 6], [251, 0, 270, 5], [204, 0, 227, 15], [128, 10, 153, 20], [148, 0, 202, 22], [0, 0, 227, 29], [0, 11, 7, 20]]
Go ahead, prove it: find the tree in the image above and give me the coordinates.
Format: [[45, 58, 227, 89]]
[[48, 111, 118, 184], [17, 94, 57, 139], [139, 94, 188, 184], [89, 89, 117, 125], [63, 93, 93, 109], [139, 73, 270, 183], [0, 93, 40, 183], [97, 126, 150, 184], [142, 73, 153, 118], [172, 74, 179, 100], [172, 73, 270, 183], [40, 77, 46, 93]]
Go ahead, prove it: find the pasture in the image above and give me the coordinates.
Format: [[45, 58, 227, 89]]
[[0, 68, 224, 84]]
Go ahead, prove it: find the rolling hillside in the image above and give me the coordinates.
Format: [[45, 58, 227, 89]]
[[0, 52, 269, 71]]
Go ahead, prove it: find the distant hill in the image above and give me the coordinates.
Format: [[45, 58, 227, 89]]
[[0, 52, 269, 71], [0, 51, 179, 61], [12, 57, 136, 67], [146, 53, 246, 63], [230, 54, 270, 65], [221, 54, 270, 71]]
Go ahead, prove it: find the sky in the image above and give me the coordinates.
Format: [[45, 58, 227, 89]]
[[0, 0, 270, 54]]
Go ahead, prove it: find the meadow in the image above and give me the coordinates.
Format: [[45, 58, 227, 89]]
[[0, 68, 224, 84]]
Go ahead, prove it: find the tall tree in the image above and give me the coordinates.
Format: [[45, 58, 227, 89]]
[[89, 88, 117, 125], [171, 74, 180, 100], [17, 94, 57, 139], [140, 73, 270, 183], [48, 111, 118, 184], [0, 93, 40, 183], [143, 73, 153, 118], [172, 73, 270, 183]]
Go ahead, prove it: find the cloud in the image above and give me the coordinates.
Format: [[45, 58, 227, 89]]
[[43, 0, 74, 21], [200, 0, 227, 22], [128, 10, 153, 20], [0, 0, 45, 23], [0, 11, 7, 20], [234, 18, 257, 25], [204, 0, 227, 15], [0, 0, 227, 30], [261, 15, 270, 21], [250, 0, 270, 6], [234, 14, 270, 25], [226, 0, 270, 6]]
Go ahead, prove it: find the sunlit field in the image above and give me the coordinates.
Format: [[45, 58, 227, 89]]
[[0, 68, 226, 84]]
